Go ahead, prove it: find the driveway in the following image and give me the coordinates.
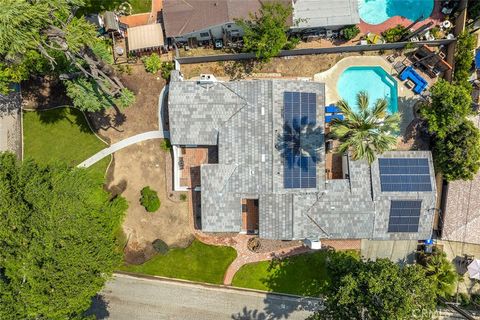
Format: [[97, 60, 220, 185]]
[[0, 91, 22, 158], [86, 273, 319, 320]]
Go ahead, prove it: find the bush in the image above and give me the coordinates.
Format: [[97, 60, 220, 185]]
[[454, 31, 476, 86], [342, 25, 360, 41], [140, 186, 160, 212], [179, 193, 187, 201], [142, 53, 162, 73], [160, 139, 171, 151], [152, 239, 169, 255], [382, 24, 406, 43], [160, 61, 174, 80], [283, 37, 300, 50]]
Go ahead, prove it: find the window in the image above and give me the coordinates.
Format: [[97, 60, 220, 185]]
[[200, 32, 209, 37]]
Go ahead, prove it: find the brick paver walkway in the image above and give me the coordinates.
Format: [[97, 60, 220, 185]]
[[196, 232, 311, 285]]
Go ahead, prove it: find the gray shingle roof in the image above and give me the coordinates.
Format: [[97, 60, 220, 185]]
[[168, 77, 436, 240]]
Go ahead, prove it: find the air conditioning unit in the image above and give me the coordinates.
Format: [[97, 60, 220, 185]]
[[199, 74, 217, 84], [304, 238, 322, 250]]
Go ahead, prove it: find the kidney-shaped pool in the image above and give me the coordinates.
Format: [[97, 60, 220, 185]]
[[336, 66, 398, 114], [358, 0, 434, 25]]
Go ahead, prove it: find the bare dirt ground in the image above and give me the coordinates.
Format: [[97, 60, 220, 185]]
[[21, 77, 71, 109], [180, 51, 391, 80], [109, 141, 192, 264], [88, 64, 166, 144]]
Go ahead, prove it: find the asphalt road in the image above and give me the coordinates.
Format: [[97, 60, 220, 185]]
[[86, 273, 320, 320]]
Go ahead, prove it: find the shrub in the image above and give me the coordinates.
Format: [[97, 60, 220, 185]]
[[152, 239, 169, 255], [382, 24, 406, 43], [114, 88, 135, 109], [342, 25, 360, 41], [160, 139, 171, 151], [179, 193, 187, 201], [160, 61, 174, 80], [140, 186, 160, 212], [454, 31, 476, 86], [142, 53, 162, 73], [283, 37, 300, 50]]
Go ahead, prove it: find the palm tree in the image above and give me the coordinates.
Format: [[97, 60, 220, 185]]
[[330, 91, 401, 164], [424, 252, 458, 298]]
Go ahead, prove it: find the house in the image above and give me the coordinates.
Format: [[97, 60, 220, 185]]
[[167, 71, 437, 241], [441, 114, 480, 245], [290, 0, 360, 34], [162, 0, 291, 46]]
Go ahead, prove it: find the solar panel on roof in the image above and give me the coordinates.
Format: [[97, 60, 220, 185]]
[[379, 158, 432, 192], [388, 200, 422, 233], [283, 91, 317, 189]]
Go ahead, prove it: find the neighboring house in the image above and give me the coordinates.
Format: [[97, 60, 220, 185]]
[[167, 71, 437, 241], [441, 114, 480, 245], [290, 0, 360, 33], [162, 0, 291, 46]]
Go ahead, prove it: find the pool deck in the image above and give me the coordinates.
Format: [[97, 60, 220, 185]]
[[313, 56, 420, 147], [359, 1, 444, 34]]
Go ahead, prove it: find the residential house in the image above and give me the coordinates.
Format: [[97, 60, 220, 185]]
[[162, 0, 291, 46], [167, 71, 437, 241], [291, 0, 360, 34]]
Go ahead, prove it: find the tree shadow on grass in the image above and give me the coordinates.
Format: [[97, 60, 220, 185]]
[[36, 107, 92, 134]]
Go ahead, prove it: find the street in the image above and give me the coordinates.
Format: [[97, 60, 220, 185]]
[[86, 273, 319, 320]]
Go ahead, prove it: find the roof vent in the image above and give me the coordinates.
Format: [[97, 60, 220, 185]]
[[199, 74, 217, 84]]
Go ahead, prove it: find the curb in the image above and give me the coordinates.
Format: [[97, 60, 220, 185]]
[[114, 271, 321, 301]]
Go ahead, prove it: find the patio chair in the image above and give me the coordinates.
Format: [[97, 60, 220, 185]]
[[325, 114, 344, 123], [325, 104, 341, 114]]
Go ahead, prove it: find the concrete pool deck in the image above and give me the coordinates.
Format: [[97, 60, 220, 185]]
[[313, 56, 421, 147]]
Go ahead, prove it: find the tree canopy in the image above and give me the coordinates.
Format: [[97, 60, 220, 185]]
[[420, 79, 473, 139], [0, 152, 127, 319], [0, 0, 134, 111], [310, 254, 437, 320], [236, 2, 293, 61], [330, 91, 401, 163], [453, 31, 475, 87], [433, 119, 480, 181]]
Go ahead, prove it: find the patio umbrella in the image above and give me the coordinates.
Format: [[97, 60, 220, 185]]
[[467, 259, 480, 280]]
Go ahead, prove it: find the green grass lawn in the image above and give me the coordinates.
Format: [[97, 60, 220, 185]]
[[232, 251, 332, 296], [77, 0, 152, 15], [23, 107, 110, 181], [119, 240, 237, 284]]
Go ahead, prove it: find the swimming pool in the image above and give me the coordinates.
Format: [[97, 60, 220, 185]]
[[358, 0, 434, 25], [336, 66, 398, 114]]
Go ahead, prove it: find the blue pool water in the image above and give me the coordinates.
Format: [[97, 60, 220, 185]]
[[336, 66, 398, 114], [358, 0, 434, 25]]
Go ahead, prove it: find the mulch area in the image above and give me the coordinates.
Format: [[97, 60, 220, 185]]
[[21, 77, 71, 110]]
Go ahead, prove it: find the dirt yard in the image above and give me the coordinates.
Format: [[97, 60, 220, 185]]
[[88, 64, 166, 144], [108, 141, 192, 264], [180, 51, 393, 80]]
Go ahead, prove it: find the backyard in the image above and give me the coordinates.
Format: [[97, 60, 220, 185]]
[[119, 240, 237, 284], [78, 0, 152, 15], [22, 107, 110, 182]]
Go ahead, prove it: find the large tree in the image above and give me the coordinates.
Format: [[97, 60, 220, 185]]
[[330, 91, 401, 163], [310, 256, 437, 320], [420, 79, 473, 139], [433, 119, 480, 181], [236, 2, 293, 61], [0, 152, 127, 319], [423, 252, 458, 298], [0, 0, 132, 110]]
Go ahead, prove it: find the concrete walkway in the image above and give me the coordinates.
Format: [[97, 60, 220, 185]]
[[77, 130, 169, 168]]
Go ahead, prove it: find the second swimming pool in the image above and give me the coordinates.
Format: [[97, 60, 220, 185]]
[[358, 0, 434, 25]]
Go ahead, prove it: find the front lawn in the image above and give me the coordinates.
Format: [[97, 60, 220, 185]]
[[23, 107, 109, 181], [119, 240, 237, 284], [232, 251, 332, 296]]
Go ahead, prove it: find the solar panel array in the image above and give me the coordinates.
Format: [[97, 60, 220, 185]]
[[379, 158, 432, 192], [283, 92, 317, 189], [388, 200, 422, 232]]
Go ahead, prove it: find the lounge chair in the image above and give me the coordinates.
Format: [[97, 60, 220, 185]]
[[325, 104, 341, 114], [325, 114, 344, 123]]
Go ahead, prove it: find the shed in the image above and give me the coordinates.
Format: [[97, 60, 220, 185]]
[[104, 11, 120, 32], [127, 23, 165, 53]]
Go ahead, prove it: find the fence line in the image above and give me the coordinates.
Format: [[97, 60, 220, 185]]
[[176, 39, 456, 64]]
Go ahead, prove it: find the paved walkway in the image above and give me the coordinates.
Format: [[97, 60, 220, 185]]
[[77, 130, 169, 168], [195, 232, 311, 285]]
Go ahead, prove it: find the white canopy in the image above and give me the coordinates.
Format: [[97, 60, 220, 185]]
[[467, 259, 480, 280]]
